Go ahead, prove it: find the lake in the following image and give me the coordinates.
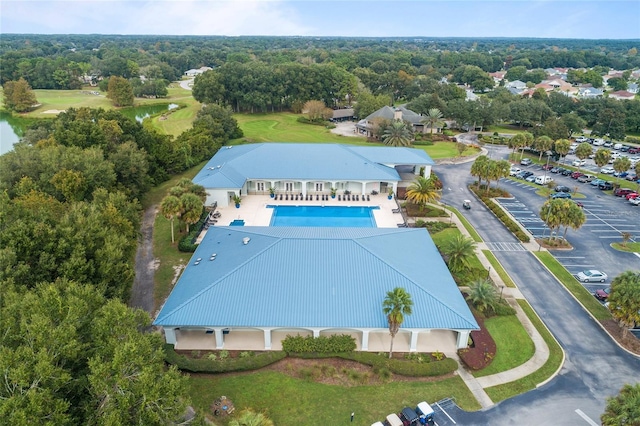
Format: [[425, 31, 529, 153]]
[[0, 103, 179, 155]]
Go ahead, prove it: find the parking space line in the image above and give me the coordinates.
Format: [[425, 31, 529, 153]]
[[435, 401, 456, 424], [575, 409, 599, 426]]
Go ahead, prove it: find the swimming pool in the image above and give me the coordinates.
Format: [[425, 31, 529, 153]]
[[268, 205, 378, 227], [229, 219, 245, 226]]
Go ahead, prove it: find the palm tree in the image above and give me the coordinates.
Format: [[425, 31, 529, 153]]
[[488, 159, 511, 192], [508, 133, 527, 158], [229, 409, 274, 426], [562, 201, 587, 239], [160, 195, 181, 243], [534, 136, 553, 161], [607, 271, 640, 339], [539, 199, 564, 241], [620, 232, 632, 248], [442, 234, 476, 273], [382, 287, 413, 359], [470, 155, 490, 189], [421, 108, 444, 135], [574, 142, 592, 173], [180, 193, 203, 233], [382, 121, 413, 147], [601, 383, 640, 426], [613, 157, 631, 184], [594, 148, 611, 169], [554, 139, 571, 164], [405, 176, 441, 213], [466, 279, 500, 314]]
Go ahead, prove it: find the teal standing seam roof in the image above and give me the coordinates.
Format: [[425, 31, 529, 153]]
[[154, 227, 478, 332], [191, 143, 434, 190]]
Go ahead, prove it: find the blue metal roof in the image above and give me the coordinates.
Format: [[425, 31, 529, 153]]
[[154, 227, 478, 331], [192, 143, 434, 190]]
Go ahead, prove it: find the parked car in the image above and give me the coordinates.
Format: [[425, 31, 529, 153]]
[[598, 181, 614, 190], [561, 168, 573, 176], [591, 178, 606, 187], [613, 143, 624, 150], [525, 175, 537, 183], [630, 197, 640, 206], [572, 159, 586, 167], [520, 158, 533, 166], [415, 402, 435, 426], [593, 139, 605, 146], [550, 167, 562, 173], [603, 141, 614, 148], [620, 145, 630, 152], [613, 171, 628, 178], [555, 185, 571, 193], [574, 200, 584, 208], [551, 192, 572, 199], [535, 175, 553, 185], [595, 288, 610, 301], [571, 171, 584, 179], [576, 136, 588, 142], [626, 192, 639, 200], [577, 174, 595, 183], [517, 171, 534, 179], [628, 147, 640, 154], [399, 407, 420, 426], [509, 166, 521, 176], [600, 166, 615, 174], [625, 173, 638, 181], [542, 163, 554, 171], [577, 270, 608, 283], [614, 188, 635, 197]]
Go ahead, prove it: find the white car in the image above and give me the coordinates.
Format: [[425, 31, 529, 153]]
[[510, 167, 521, 176], [593, 139, 605, 146], [572, 159, 586, 167], [630, 197, 640, 206], [600, 167, 615, 174], [576, 270, 608, 283], [576, 136, 588, 142]]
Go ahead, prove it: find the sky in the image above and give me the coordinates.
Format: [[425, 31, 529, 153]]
[[1, 0, 639, 39]]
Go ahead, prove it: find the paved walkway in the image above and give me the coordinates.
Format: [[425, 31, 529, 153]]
[[436, 205, 557, 409]]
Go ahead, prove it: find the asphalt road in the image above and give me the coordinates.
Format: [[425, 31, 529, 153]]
[[435, 147, 640, 426]]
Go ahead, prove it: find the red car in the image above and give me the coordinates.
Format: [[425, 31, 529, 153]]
[[625, 192, 639, 200], [628, 147, 640, 154], [595, 288, 610, 301], [571, 171, 584, 179], [542, 164, 554, 171], [614, 188, 635, 197]]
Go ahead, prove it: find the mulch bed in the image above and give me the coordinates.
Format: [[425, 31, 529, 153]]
[[600, 319, 640, 355], [457, 314, 497, 370]]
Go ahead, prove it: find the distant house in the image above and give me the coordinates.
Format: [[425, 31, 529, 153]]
[[184, 66, 213, 77], [577, 87, 604, 98], [465, 90, 479, 101], [506, 80, 527, 94], [356, 105, 439, 137], [332, 108, 354, 122], [609, 90, 635, 101], [489, 71, 506, 85]]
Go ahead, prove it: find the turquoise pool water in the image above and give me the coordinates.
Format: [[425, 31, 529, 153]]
[[229, 219, 245, 226], [268, 205, 378, 227]]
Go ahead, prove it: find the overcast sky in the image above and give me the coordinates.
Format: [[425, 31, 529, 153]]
[[2, 0, 639, 39]]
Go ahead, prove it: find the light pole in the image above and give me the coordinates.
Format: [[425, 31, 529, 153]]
[[539, 201, 553, 251], [499, 285, 505, 302]]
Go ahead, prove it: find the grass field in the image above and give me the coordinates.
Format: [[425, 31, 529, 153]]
[[484, 300, 564, 402], [472, 315, 535, 378], [188, 371, 480, 426], [611, 242, 640, 252]]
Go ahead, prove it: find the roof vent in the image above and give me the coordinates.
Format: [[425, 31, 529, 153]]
[[217, 165, 221, 169], [194, 257, 202, 265], [242, 237, 250, 245], [227, 146, 233, 149], [209, 253, 217, 261]]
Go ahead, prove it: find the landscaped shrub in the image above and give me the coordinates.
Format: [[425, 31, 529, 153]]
[[178, 208, 208, 252], [282, 334, 357, 354], [491, 301, 517, 317], [339, 352, 458, 377], [164, 345, 286, 373], [425, 221, 454, 233], [469, 186, 530, 243]]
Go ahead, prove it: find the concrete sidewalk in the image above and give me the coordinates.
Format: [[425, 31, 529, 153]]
[[435, 204, 559, 409]]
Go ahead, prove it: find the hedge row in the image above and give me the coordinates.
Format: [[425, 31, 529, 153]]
[[471, 190, 530, 242], [163, 345, 287, 373], [339, 352, 458, 377], [282, 334, 357, 353], [178, 208, 208, 252]]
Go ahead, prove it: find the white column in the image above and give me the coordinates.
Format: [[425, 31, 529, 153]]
[[361, 181, 367, 195], [263, 329, 272, 350], [392, 183, 398, 194], [361, 330, 370, 351], [301, 181, 307, 196], [409, 330, 419, 352], [414, 166, 420, 175], [313, 329, 320, 338], [215, 329, 224, 349], [456, 330, 471, 349], [164, 327, 177, 345]]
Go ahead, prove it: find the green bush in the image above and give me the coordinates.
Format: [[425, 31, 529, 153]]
[[282, 334, 357, 354], [164, 345, 286, 373], [413, 140, 434, 146], [473, 191, 530, 243], [339, 352, 458, 377], [624, 136, 640, 144], [178, 208, 208, 252], [491, 302, 517, 316], [296, 116, 331, 127]]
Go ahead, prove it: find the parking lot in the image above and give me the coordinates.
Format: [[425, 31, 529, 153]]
[[498, 163, 640, 297]]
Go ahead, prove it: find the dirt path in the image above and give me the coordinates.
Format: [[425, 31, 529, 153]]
[[130, 204, 159, 313]]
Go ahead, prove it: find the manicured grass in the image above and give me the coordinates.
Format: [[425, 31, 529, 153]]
[[472, 315, 535, 378], [533, 251, 612, 321], [485, 124, 530, 135], [30, 89, 113, 116], [187, 371, 481, 426], [147, 85, 202, 137], [443, 205, 483, 242], [611, 242, 640, 252], [484, 300, 564, 402], [481, 250, 516, 288]]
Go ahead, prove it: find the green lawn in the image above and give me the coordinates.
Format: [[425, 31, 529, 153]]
[[611, 242, 640, 252], [472, 315, 535, 378], [533, 251, 611, 321], [147, 85, 202, 137], [481, 250, 516, 288], [188, 371, 480, 426], [485, 124, 530, 135], [484, 300, 564, 402]]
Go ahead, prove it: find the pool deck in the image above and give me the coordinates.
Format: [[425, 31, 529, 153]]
[[211, 194, 404, 228]]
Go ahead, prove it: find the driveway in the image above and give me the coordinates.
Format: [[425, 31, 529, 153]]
[[436, 149, 640, 425]]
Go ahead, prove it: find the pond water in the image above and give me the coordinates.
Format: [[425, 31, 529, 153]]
[[0, 103, 178, 155]]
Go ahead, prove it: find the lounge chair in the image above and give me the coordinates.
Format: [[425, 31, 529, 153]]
[[397, 223, 408, 228], [286, 194, 289, 200], [392, 208, 400, 213], [338, 195, 341, 201], [316, 194, 319, 200], [367, 195, 370, 201], [279, 194, 283, 200]]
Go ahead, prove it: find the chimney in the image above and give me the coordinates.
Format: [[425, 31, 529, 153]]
[[393, 108, 402, 121]]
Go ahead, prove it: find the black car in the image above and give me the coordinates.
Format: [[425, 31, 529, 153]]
[[561, 169, 573, 176], [550, 167, 562, 173], [599, 181, 614, 190], [551, 192, 572, 199], [554, 185, 571, 193]]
